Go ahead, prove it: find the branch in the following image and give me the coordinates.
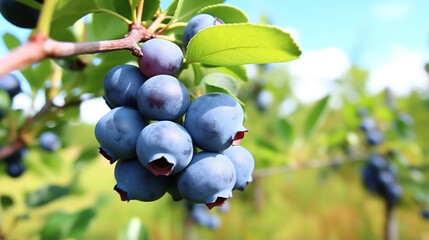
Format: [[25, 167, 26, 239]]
[[252, 154, 365, 178], [0, 24, 150, 77], [0, 138, 25, 160]]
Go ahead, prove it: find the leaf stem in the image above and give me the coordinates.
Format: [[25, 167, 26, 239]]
[[94, 9, 133, 25], [136, 0, 145, 24], [36, 0, 58, 35], [147, 12, 166, 33]]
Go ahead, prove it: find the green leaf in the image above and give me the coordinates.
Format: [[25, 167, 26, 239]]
[[90, 12, 128, 40], [165, 0, 178, 15], [73, 148, 99, 169], [2, 33, 21, 50], [41, 211, 71, 239], [172, 0, 224, 23], [119, 217, 150, 240], [16, 0, 42, 9], [216, 65, 247, 82], [51, 0, 98, 31], [185, 23, 301, 66], [113, 0, 132, 20], [142, 0, 160, 20], [304, 95, 330, 137], [203, 73, 240, 96], [197, 4, 248, 23], [276, 118, 294, 143], [66, 208, 97, 238], [26, 184, 71, 208], [0, 195, 14, 210], [191, 63, 203, 86], [40, 208, 97, 240]]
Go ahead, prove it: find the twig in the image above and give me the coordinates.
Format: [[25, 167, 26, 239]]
[[253, 155, 365, 178], [384, 202, 398, 240], [0, 24, 149, 77], [136, 0, 145, 24]]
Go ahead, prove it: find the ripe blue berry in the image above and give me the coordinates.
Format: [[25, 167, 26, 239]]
[[95, 107, 147, 163], [222, 146, 255, 190], [103, 64, 147, 108], [422, 209, 429, 220], [360, 117, 377, 132], [136, 121, 193, 176], [39, 131, 61, 152], [183, 14, 224, 48], [114, 158, 169, 202], [189, 203, 221, 229], [177, 152, 236, 209], [3, 148, 26, 178], [368, 153, 387, 170], [137, 75, 190, 120], [184, 92, 247, 152], [385, 183, 402, 206], [0, 73, 21, 98], [6, 160, 26, 178], [367, 130, 384, 146], [138, 39, 183, 77]]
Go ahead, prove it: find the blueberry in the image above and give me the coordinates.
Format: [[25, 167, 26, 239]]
[[95, 107, 147, 163], [0, 74, 21, 98], [368, 153, 387, 170], [256, 90, 273, 112], [3, 148, 27, 178], [138, 39, 183, 77], [422, 209, 429, 220], [183, 14, 224, 48], [222, 146, 255, 190], [184, 92, 247, 152], [39, 131, 61, 152], [367, 131, 384, 146], [361, 165, 381, 193], [136, 121, 193, 176], [103, 64, 147, 108], [114, 158, 169, 202], [6, 160, 26, 178], [384, 183, 402, 206], [190, 203, 221, 229], [137, 75, 190, 120], [177, 152, 236, 209], [0, 0, 41, 28], [360, 117, 377, 132]]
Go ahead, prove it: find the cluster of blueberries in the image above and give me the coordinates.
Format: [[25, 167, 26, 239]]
[[361, 153, 402, 206], [95, 14, 255, 209], [359, 110, 402, 206], [0, 74, 62, 177]]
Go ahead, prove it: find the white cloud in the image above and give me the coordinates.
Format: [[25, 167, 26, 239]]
[[372, 1, 412, 20], [287, 47, 351, 103], [367, 46, 428, 96]]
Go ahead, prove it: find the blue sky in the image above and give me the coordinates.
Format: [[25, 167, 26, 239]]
[[228, 0, 429, 68], [1, 0, 428, 104]]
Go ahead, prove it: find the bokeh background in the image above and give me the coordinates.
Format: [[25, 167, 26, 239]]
[[0, 0, 429, 239]]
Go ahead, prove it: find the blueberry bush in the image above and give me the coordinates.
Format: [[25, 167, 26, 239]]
[[0, 0, 428, 239]]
